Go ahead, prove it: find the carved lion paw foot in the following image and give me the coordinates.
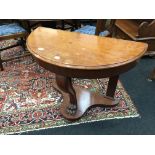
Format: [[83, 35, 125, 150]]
[[66, 104, 77, 115]]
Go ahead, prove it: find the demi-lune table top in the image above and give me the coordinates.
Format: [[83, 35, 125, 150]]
[[27, 27, 148, 70]]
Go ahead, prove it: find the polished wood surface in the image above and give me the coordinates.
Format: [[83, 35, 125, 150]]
[[115, 19, 155, 56], [0, 32, 27, 41], [27, 27, 148, 121], [53, 76, 119, 121], [27, 27, 147, 70], [116, 19, 139, 39], [60, 86, 119, 120], [116, 19, 155, 40]]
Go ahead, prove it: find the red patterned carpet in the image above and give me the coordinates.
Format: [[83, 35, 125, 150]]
[[0, 40, 139, 134]]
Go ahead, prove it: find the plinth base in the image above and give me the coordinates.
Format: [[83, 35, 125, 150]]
[[60, 86, 119, 121]]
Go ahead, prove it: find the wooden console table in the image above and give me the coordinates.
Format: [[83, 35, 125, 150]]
[[27, 27, 147, 121]]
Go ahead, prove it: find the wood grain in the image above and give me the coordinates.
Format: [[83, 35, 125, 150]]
[[26, 27, 148, 121], [27, 27, 147, 70], [115, 19, 139, 39]]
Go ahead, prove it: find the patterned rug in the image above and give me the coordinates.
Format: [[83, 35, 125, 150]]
[[0, 40, 139, 134]]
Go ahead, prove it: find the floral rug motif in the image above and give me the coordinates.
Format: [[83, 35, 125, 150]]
[[0, 40, 139, 134]]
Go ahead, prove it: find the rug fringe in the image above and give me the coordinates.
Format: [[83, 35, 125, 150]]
[[3, 114, 140, 135]]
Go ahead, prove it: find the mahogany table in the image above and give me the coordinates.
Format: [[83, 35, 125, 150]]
[[26, 27, 148, 121]]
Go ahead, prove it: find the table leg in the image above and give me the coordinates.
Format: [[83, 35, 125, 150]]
[[148, 68, 155, 81], [0, 56, 4, 71], [106, 75, 119, 98], [56, 75, 77, 115], [53, 74, 119, 121]]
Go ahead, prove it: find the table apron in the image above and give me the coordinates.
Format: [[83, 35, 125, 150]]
[[34, 57, 137, 79]]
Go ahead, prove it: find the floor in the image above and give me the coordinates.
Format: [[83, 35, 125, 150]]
[[18, 58, 155, 135]]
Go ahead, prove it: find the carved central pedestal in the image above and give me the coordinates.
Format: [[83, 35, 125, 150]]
[[54, 75, 119, 121]]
